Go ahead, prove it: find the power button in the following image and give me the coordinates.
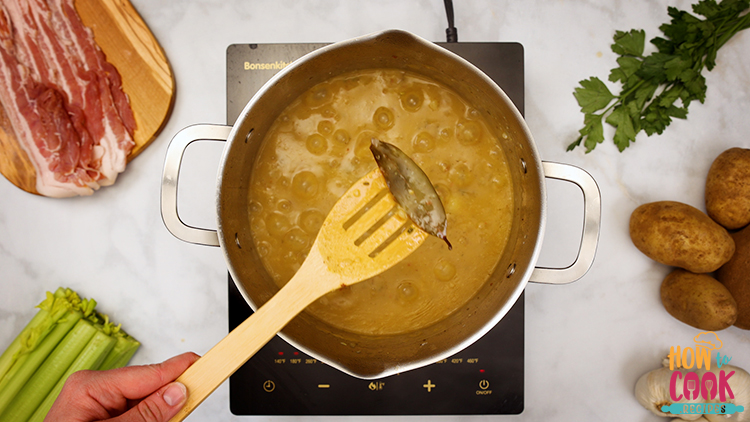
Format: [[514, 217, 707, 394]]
[[479, 380, 490, 390], [263, 380, 276, 392]]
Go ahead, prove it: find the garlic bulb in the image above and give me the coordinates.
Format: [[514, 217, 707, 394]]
[[635, 359, 704, 420], [701, 364, 750, 422]]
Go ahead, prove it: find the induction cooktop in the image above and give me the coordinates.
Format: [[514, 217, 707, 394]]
[[226, 41, 525, 416]]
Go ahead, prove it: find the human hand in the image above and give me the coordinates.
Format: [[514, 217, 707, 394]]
[[45, 352, 200, 422]]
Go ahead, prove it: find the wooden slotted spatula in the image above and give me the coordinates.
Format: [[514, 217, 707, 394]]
[[169, 168, 429, 421]]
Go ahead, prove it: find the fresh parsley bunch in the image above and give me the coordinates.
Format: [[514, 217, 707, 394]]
[[569, 0, 750, 153]]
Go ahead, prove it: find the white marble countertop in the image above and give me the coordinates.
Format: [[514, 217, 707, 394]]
[[2, 0, 749, 420]]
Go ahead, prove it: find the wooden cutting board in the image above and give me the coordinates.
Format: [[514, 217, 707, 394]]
[[0, 0, 175, 196]]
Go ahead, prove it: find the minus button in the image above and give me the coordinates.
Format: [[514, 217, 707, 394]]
[[318, 384, 330, 389]]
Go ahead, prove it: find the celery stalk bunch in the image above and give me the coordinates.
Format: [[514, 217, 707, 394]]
[[0, 287, 140, 422]]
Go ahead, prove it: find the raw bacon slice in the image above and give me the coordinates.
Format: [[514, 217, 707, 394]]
[[0, 0, 136, 197]]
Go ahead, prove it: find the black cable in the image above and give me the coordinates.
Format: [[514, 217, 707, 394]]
[[444, 0, 458, 42]]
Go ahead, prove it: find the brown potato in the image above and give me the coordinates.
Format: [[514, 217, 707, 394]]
[[630, 201, 735, 273], [716, 224, 750, 329], [705, 147, 750, 230], [661, 269, 738, 331]]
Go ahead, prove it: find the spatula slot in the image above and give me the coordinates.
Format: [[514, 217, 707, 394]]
[[368, 221, 414, 258], [342, 188, 390, 231], [353, 204, 399, 246]]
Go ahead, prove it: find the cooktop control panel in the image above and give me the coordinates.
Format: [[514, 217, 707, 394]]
[[227, 41, 525, 416], [228, 277, 524, 415]]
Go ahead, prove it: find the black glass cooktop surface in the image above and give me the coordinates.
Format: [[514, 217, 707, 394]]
[[226, 41, 525, 416]]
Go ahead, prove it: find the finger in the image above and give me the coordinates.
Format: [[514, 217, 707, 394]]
[[97, 352, 200, 406], [109, 381, 188, 422]]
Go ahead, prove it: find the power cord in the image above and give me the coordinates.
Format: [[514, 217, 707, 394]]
[[444, 0, 458, 42]]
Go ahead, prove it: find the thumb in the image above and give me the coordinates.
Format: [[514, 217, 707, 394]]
[[114, 381, 188, 422]]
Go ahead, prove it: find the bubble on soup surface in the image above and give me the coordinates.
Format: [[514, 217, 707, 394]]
[[256, 241, 271, 257], [292, 171, 319, 199], [304, 86, 332, 108], [250, 219, 264, 239], [276, 113, 293, 130], [284, 228, 310, 251], [456, 120, 483, 145], [266, 212, 291, 237], [333, 129, 350, 145], [248, 201, 263, 214], [434, 259, 456, 281], [320, 105, 337, 119], [276, 199, 292, 213], [373, 107, 395, 130], [317, 120, 334, 135], [306, 134, 328, 155], [328, 177, 348, 197], [396, 281, 420, 304], [412, 131, 435, 153], [366, 275, 388, 294], [282, 250, 302, 269], [449, 162, 474, 188], [434, 183, 451, 204], [299, 209, 325, 234], [438, 127, 454, 143], [400, 89, 424, 112]]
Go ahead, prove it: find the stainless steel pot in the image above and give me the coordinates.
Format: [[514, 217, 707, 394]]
[[161, 29, 601, 379]]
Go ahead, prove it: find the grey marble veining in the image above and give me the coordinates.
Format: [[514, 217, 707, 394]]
[[1, 1, 749, 420]]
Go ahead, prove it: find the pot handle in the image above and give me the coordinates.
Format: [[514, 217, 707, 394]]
[[529, 161, 601, 284], [161, 124, 233, 247]]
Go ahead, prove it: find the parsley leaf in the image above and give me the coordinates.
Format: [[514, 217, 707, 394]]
[[569, 0, 750, 153], [605, 106, 638, 151], [612, 29, 646, 56], [573, 77, 615, 114]]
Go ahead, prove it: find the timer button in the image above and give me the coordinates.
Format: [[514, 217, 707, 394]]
[[263, 380, 276, 392]]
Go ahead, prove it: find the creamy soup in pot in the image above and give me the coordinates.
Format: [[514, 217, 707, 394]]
[[248, 68, 514, 335]]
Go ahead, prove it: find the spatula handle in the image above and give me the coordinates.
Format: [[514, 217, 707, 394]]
[[168, 246, 335, 421]]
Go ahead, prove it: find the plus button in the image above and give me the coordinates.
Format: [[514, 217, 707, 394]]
[[423, 380, 436, 392]]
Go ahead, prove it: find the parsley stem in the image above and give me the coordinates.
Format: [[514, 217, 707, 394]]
[[716, 11, 750, 49], [618, 79, 647, 102]]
